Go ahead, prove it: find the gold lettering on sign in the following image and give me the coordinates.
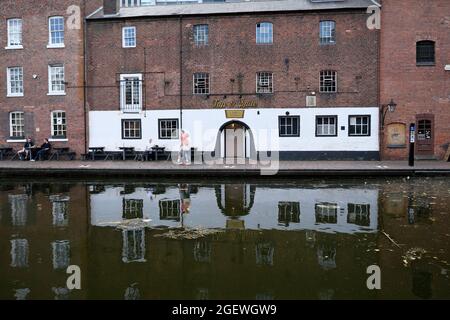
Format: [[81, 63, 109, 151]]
[[213, 99, 257, 109]]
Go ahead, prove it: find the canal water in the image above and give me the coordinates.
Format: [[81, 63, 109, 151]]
[[0, 177, 449, 300]]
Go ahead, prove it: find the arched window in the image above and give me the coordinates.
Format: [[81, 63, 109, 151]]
[[256, 22, 273, 44], [416, 40, 435, 65]]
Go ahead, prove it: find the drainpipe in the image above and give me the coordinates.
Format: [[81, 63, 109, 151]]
[[179, 15, 183, 129], [83, 0, 88, 155]]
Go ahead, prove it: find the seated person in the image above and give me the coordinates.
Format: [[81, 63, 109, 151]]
[[17, 137, 35, 161], [31, 138, 51, 161]]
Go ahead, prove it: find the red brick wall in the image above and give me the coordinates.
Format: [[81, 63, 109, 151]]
[[380, 0, 450, 160], [0, 0, 102, 158], [87, 10, 379, 111]]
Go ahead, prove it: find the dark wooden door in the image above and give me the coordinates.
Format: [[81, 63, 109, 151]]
[[416, 114, 434, 156]]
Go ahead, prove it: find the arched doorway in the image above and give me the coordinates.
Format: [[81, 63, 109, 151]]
[[217, 120, 255, 160], [224, 122, 246, 159]]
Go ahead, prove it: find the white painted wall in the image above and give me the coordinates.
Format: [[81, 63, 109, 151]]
[[89, 107, 379, 152]]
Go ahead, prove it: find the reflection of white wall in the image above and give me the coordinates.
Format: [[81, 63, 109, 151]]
[[90, 186, 378, 234]]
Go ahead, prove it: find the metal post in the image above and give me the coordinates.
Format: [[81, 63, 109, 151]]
[[409, 123, 415, 167]]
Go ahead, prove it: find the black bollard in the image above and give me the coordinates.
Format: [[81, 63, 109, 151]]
[[409, 123, 415, 167]]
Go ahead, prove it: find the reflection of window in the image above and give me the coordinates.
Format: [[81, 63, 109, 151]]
[[50, 196, 70, 227], [52, 240, 70, 270], [347, 203, 370, 227], [159, 200, 181, 221], [124, 284, 140, 300], [122, 228, 146, 263], [315, 203, 338, 224], [278, 202, 300, 226], [89, 185, 106, 194], [256, 242, 274, 266], [196, 288, 209, 300], [10, 239, 29, 268], [14, 288, 30, 300], [256, 293, 274, 300], [8, 194, 28, 226], [52, 287, 70, 300], [194, 241, 211, 263], [317, 244, 336, 270], [123, 199, 143, 220]]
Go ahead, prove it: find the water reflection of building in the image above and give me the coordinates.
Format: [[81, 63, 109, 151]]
[[89, 184, 378, 233]]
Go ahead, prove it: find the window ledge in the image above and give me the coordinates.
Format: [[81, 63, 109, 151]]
[[122, 45, 136, 49], [7, 139, 26, 143], [416, 62, 436, 67], [47, 92, 66, 96], [49, 138, 68, 142], [7, 94, 24, 98], [5, 45, 23, 50], [47, 44, 65, 49]]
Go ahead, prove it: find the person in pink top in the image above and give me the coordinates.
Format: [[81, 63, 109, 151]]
[[178, 130, 191, 165]]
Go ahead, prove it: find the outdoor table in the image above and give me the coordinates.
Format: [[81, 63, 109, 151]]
[[151, 146, 166, 161], [119, 147, 135, 161], [89, 147, 105, 160], [0, 147, 13, 161], [50, 147, 70, 160]]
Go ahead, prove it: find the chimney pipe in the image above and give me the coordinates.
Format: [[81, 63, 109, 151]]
[[103, 0, 120, 16]]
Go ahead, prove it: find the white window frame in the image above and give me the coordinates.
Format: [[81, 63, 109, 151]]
[[48, 64, 66, 95], [193, 73, 210, 95], [159, 119, 179, 140], [316, 116, 338, 137], [9, 111, 25, 138], [51, 110, 67, 140], [122, 26, 136, 48], [122, 119, 142, 139], [320, 20, 336, 45], [320, 70, 337, 93], [349, 115, 371, 136], [7, 67, 24, 97], [256, 22, 273, 44], [6, 18, 23, 49], [256, 72, 273, 94], [48, 16, 65, 48], [120, 74, 143, 112], [193, 24, 209, 46]]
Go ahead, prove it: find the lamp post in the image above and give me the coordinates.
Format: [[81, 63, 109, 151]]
[[381, 99, 397, 129]]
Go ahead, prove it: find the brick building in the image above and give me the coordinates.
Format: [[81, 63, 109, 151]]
[[0, 0, 101, 157], [380, 0, 450, 160], [86, 0, 380, 161]]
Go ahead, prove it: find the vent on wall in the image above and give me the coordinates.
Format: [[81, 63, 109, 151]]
[[306, 95, 317, 107]]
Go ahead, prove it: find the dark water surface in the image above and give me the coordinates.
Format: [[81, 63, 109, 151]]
[[0, 177, 449, 300]]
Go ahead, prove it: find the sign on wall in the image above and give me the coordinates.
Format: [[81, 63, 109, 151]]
[[386, 123, 407, 148], [225, 110, 245, 119]]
